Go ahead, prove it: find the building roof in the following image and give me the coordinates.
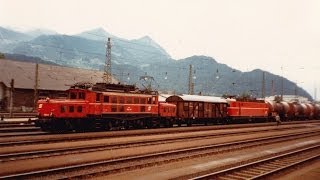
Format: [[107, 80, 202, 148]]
[[166, 94, 228, 103], [0, 59, 117, 91]]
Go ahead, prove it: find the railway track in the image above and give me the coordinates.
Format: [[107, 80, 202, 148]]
[[1, 129, 319, 179], [0, 121, 40, 133], [1, 121, 319, 147], [0, 127, 317, 163], [192, 144, 320, 179], [0, 127, 41, 133], [0, 132, 47, 138]]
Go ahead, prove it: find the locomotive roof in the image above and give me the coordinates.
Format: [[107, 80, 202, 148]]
[[166, 94, 227, 103]]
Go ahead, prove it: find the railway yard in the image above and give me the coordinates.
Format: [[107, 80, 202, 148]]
[[0, 118, 319, 179]]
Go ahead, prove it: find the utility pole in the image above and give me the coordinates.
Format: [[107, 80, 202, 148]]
[[188, 64, 194, 95], [103, 37, 112, 83], [34, 63, 39, 110], [261, 71, 265, 98], [281, 66, 284, 101], [9, 79, 14, 118]]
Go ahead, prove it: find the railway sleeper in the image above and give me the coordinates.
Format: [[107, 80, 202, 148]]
[[221, 173, 247, 179], [232, 171, 253, 178], [238, 170, 261, 176]]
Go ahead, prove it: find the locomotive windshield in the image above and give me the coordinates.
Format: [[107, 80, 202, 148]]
[[68, 90, 86, 100]]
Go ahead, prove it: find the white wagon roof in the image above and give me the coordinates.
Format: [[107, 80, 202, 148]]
[[167, 94, 227, 103]]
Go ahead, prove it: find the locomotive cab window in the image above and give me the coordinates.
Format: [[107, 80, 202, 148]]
[[96, 93, 102, 102], [147, 98, 152, 104], [70, 92, 77, 99]]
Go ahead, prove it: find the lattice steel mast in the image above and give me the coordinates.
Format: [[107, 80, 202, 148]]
[[188, 64, 194, 95], [103, 37, 112, 83]]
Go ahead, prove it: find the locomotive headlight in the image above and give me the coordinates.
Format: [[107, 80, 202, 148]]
[[38, 104, 43, 109]]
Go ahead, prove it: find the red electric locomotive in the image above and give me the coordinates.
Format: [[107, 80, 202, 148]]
[[35, 83, 176, 132]]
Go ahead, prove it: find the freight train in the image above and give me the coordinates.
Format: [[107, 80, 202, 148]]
[[35, 82, 320, 132]]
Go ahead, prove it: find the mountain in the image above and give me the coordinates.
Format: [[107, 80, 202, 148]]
[[75, 27, 115, 41], [11, 28, 173, 69], [3, 53, 58, 65], [76, 28, 171, 64], [12, 34, 106, 69], [0, 26, 313, 100], [130, 36, 171, 59], [0, 26, 33, 41], [143, 55, 312, 100], [0, 27, 33, 52], [25, 28, 57, 38]]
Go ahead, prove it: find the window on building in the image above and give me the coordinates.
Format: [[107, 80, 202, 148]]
[[104, 96, 109, 103], [69, 106, 74, 113], [77, 106, 82, 112]]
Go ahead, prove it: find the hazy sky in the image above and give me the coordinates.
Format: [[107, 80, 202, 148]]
[[1, 0, 320, 99]]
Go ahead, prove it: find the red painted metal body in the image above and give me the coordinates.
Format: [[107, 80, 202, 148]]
[[227, 101, 269, 117]]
